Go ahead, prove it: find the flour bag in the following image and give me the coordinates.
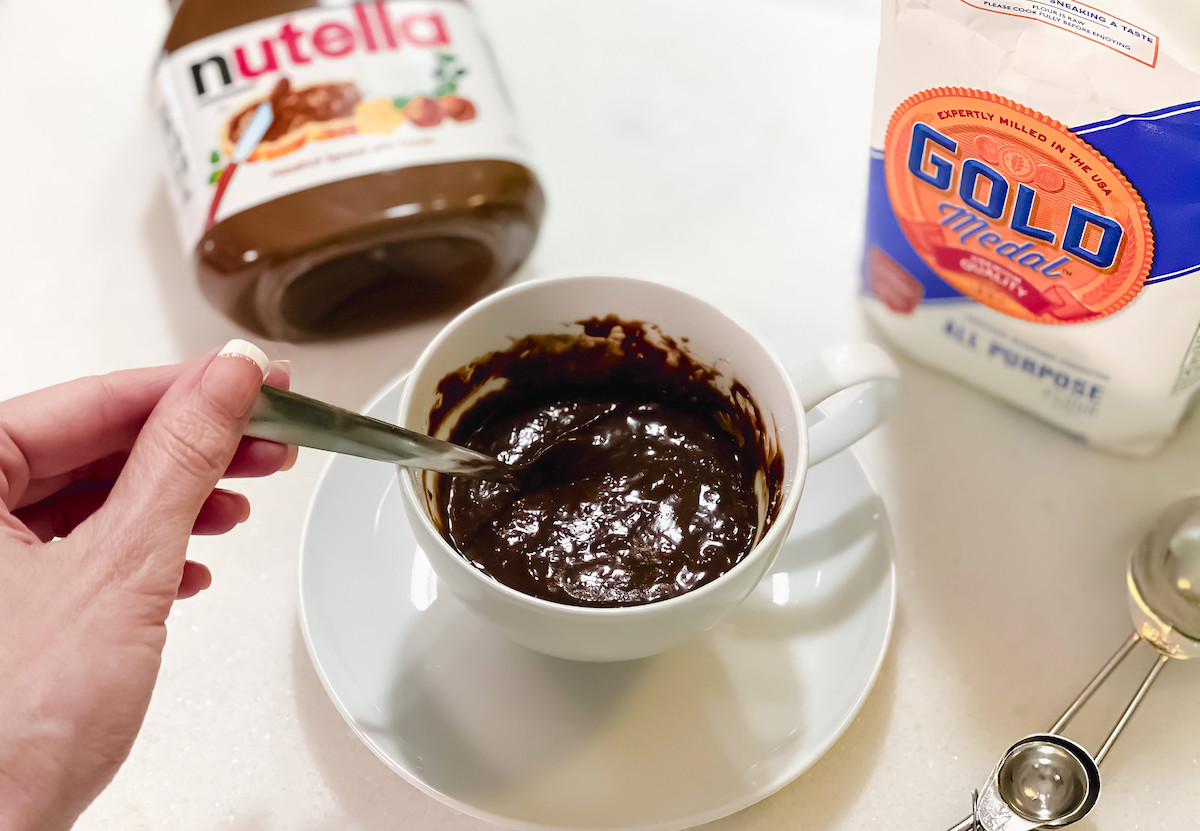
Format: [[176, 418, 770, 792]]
[[861, 0, 1200, 456]]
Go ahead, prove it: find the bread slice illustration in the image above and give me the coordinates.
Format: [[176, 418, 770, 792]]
[[220, 78, 361, 161]]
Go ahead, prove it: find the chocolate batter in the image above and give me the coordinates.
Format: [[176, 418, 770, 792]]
[[432, 318, 783, 608]]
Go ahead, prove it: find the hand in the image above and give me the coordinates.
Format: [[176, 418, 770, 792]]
[[0, 340, 294, 831]]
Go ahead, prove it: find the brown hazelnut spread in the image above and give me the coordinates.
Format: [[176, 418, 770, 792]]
[[226, 79, 360, 146], [429, 317, 785, 608], [155, 0, 544, 341]]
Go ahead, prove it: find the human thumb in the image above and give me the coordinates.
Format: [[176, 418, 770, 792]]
[[89, 340, 269, 579]]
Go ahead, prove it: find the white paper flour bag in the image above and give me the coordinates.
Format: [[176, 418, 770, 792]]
[[861, 0, 1200, 456]]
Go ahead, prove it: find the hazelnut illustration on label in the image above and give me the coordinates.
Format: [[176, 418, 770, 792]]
[[884, 87, 1154, 324], [215, 52, 476, 164]]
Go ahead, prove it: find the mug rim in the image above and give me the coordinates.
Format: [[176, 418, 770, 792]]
[[396, 274, 810, 618]]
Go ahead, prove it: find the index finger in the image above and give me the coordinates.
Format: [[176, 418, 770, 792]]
[[0, 363, 186, 506], [2, 360, 294, 511]]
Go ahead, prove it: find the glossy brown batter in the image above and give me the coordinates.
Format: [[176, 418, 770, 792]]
[[432, 317, 783, 608]]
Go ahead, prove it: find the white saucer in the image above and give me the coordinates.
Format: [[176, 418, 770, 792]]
[[298, 373, 896, 831]]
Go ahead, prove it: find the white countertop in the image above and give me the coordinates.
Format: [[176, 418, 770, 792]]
[[3, 1, 1198, 829]]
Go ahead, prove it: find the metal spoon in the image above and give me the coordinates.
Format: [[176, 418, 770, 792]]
[[949, 734, 1100, 831], [245, 385, 518, 483], [1127, 495, 1200, 660], [944, 496, 1200, 830], [989, 735, 1099, 827]]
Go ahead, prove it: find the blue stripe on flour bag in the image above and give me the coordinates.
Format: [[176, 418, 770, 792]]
[[1075, 101, 1200, 287], [861, 100, 1200, 302]]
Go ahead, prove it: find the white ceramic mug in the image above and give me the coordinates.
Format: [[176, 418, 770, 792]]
[[397, 276, 897, 661]]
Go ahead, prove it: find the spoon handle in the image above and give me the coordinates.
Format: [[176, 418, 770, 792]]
[[246, 385, 515, 482]]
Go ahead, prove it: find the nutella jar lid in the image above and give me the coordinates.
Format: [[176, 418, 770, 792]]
[[153, 0, 544, 341]]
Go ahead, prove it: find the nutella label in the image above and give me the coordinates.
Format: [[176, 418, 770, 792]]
[[153, 0, 530, 250]]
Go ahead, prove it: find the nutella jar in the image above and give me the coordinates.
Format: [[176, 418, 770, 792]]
[[154, 0, 544, 341]]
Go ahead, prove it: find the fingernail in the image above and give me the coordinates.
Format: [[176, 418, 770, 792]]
[[203, 339, 270, 417], [281, 444, 300, 471], [266, 359, 292, 384], [218, 339, 270, 379]]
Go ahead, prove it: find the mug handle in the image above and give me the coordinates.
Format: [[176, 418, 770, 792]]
[[791, 343, 899, 465]]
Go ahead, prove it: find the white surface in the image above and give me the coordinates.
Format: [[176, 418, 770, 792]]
[[2, 1, 1198, 830], [300, 376, 894, 830]]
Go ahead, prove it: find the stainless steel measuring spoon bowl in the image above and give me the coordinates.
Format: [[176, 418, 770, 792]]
[[991, 735, 1099, 828], [1128, 494, 1200, 659], [949, 734, 1099, 831]]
